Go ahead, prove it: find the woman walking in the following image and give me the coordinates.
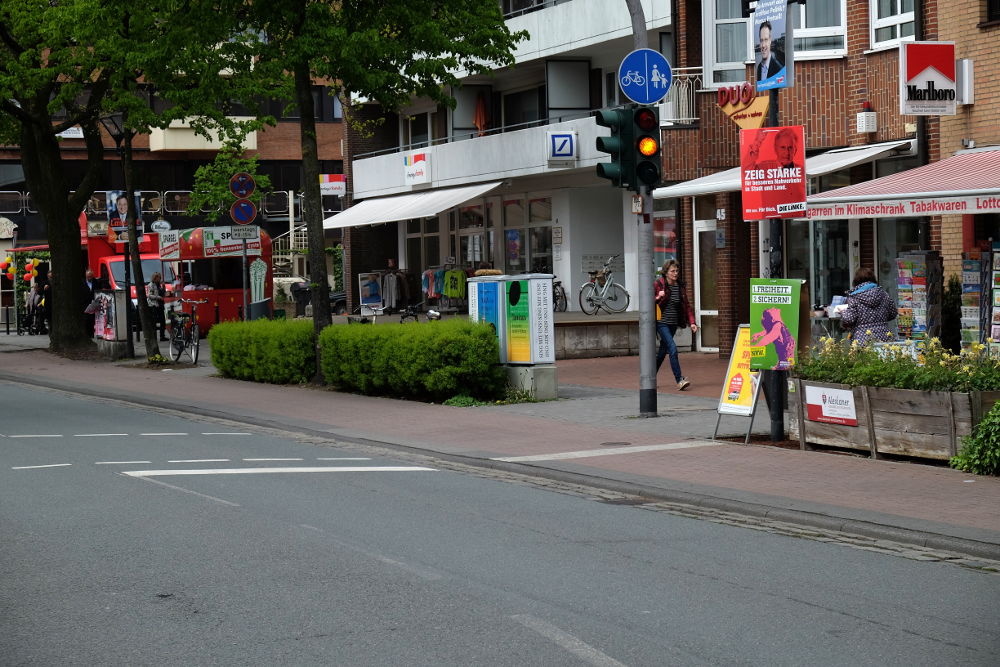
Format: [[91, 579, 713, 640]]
[[654, 260, 698, 390], [840, 267, 897, 345]]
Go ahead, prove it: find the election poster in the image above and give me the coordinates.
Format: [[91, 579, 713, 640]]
[[754, 0, 793, 92], [749, 278, 804, 371], [718, 325, 761, 416], [740, 125, 807, 220]]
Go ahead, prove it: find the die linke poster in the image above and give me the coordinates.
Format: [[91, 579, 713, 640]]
[[740, 125, 807, 220]]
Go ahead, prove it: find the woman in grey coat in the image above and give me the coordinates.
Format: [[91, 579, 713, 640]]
[[840, 267, 897, 345]]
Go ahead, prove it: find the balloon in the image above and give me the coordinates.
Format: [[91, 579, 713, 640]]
[[5, 272, 13, 281], [4, 256, 12, 264], [0, 262, 7, 271], [24, 273, 32, 281], [31, 269, 38, 277]]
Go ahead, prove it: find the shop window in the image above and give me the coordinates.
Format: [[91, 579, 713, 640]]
[[528, 197, 551, 223], [459, 204, 484, 229], [529, 227, 553, 274], [505, 229, 524, 273], [989, 0, 1000, 22], [504, 197, 525, 227], [653, 201, 679, 266], [870, 0, 915, 48], [877, 217, 928, 304]]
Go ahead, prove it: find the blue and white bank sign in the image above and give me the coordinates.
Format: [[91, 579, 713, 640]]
[[618, 48, 672, 106]]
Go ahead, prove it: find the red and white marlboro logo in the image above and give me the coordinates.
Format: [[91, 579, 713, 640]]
[[900, 42, 956, 116]]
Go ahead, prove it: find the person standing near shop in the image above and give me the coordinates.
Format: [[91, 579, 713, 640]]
[[840, 267, 897, 345], [146, 271, 169, 341], [654, 260, 698, 390]]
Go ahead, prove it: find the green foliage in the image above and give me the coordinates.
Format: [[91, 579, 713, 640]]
[[208, 319, 315, 384], [187, 147, 273, 223], [951, 401, 1000, 476], [795, 337, 1000, 392], [443, 394, 488, 407], [326, 245, 345, 291], [941, 274, 962, 354], [319, 319, 505, 401]]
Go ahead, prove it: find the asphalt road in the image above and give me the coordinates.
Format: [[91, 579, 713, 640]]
[[2, 383, 998, 666]]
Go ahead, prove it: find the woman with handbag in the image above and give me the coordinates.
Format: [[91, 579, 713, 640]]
[[654, 260, 698, 390]]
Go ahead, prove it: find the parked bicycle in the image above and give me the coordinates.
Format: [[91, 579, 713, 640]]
[[399, 302, 442, 323], [579, 254, 630, 315], [167, 298, 207, 363], [552, 276, 567, 312]]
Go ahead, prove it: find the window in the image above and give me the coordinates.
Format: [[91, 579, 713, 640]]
[[989, 0, 1000, 22], [790, 0, 846, 55], [871, 0, 915, 48], [502, 86, 545, 129], [705, 0, 750, 85]]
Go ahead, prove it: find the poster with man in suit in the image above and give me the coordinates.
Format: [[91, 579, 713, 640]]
[[754, 0, 794, 92]]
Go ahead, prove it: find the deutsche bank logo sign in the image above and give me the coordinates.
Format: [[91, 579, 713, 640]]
[[547, 131, 578, 165]]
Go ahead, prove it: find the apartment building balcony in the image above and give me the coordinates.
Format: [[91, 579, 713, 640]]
[[148, 117, 257, 152], [657, 67, 703, 126]]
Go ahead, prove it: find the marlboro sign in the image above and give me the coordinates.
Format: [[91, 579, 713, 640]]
[[900, 42, 957, 116]]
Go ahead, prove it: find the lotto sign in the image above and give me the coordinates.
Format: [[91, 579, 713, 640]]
[[804, 385, 858, 426]]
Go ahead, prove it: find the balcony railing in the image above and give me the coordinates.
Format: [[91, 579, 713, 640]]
[[658, 67, 703, 126]]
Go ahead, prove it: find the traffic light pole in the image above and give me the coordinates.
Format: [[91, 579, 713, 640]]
[[638, 185, 657, 416]]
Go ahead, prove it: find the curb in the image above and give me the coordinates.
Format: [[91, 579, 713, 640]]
[[4, 369, 999, 563]]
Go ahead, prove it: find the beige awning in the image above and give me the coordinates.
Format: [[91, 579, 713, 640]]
[[323, 181, 501, 230]]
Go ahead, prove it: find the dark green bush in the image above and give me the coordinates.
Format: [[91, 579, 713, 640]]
[[951, 401, 1000, 476], [208, 319, 315, 384], [319, 318, 505, 401]]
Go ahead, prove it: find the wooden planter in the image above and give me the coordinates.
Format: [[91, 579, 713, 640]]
[[787, 380, 1000, 460]]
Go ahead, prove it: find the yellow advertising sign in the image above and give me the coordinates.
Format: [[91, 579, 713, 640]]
[[716, 82, 771, 129], [718, 325, 761, 416]]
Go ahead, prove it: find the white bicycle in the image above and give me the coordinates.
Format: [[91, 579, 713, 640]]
[[578, 254, 630, 315]]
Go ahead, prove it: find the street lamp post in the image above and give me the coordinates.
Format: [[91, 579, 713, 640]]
[[100, 112, 134, 358]]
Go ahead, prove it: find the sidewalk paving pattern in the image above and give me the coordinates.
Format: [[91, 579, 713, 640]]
[[1, 331, 999, 561]]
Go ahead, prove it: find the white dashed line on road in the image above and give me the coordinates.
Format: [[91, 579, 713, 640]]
[[493, 440, 724, 462], [95, 461, 152, 465], [122, 466, 437, 477], [75, 433, 129, 437], [167, 459, 231, 463], [11, 463, 72, 470], [243, 458, 304, 462], [139, 432, 187, 436], [317, 457, 372, 461], [201, 432, 252, 436], [8, 434, 63, 438], [510, 614, 626, 667]]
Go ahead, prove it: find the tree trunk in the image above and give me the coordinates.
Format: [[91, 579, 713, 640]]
[[121, 128, 159, 359], [19, 120, 90, 354], [295, 61, 331, 380]]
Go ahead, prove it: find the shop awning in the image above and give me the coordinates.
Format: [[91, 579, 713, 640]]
[[652, 139, 913, 199], [808, 147, 1000, 219], [323, 181, 501, 230]]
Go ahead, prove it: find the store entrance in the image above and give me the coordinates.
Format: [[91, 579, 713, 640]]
[[693, 219, 719, 352]]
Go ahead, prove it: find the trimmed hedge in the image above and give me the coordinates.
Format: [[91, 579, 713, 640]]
[[208, 319, 315, 384], [319, 318, 505, 401]]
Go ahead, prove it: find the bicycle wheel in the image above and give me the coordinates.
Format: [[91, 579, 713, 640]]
[[603, 283, 630, 313], [553, 285, 568, 312], [579, 283, 599, 315], [168, 328, 184, 362], [188, 324, 200, 364]]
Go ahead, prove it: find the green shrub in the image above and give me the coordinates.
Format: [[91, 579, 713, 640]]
[[319, 318, 505, 401], [951, 401, 1000, 476], [208, 319, 315, 384]]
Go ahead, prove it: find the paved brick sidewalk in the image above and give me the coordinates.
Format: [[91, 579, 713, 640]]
[[2, 333, 999, 560]]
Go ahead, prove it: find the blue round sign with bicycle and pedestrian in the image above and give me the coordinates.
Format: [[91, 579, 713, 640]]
[[618, 48, 672, 105]]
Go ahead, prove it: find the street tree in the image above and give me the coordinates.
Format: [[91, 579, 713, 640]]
[[0, 0, 263, 356], [243, 1, 526, 377]]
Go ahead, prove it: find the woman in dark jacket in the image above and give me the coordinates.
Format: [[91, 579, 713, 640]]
[[654, 260, 698, 390], [840, 267, 897, 345]]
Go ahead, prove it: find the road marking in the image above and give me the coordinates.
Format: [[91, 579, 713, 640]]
[[493, 440, 724, 462], [130, 476, 240, 507], [312, 531, 444, 581], [243, 458, 304, 462], [12, 463, 72, 470], [122, 466, 436, 477], [8, 434, 63, 438], [140, 432, 187, 436], [201, 432, 251, 436], [76, 433, 129, 437], [510, 614, 626, 667], [167, 459, 231, 463], [317, 457, 372, 461], [96, 461, 152, 465]]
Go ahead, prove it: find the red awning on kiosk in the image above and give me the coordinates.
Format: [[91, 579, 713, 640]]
[[807, 147, 1000, 220]]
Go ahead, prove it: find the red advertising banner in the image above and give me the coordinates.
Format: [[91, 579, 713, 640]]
[[740, 125, 807, 220]]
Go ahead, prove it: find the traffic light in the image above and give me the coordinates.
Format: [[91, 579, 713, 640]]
[[594, 107, 633, 188], [633, 106, 661, 189]]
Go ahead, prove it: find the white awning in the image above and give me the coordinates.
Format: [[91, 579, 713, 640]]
[[323, 181, 501, 230], [652, 139, 914, 199]]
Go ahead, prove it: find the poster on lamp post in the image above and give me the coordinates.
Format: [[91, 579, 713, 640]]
[[749, 278, 804, 371], [754, 0, 794, 92], [740, 125, 807, 220]]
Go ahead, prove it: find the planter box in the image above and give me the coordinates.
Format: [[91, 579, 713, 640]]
[[788, 380, 1000, 460]]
